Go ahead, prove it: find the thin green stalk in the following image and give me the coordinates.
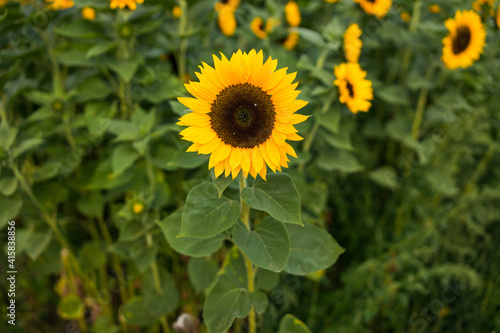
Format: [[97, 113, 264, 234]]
[[315, 46, 329, 70], [117, 11, 133, 119], [9, 159, 102, 304], [96, 217, 130, 304], [446, 135, 498, 220], [307, 281, 320, 329], [148, 233, 171, 333], [40, 29, 76, 149], [399, 0, 422, 84], [299, 92, 337, 171], [411, 65, 435, 140], [239, 174, 256, 333], [178, 0, 188, 80]]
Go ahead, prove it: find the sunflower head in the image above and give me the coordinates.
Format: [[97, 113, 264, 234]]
[[353, 0, 392, 18], [441, 10, 486, 69], [343, 23, 362, 63], [334, 62, 373, 113], [428, 4, 441, 14], [497, 5, 500, 28], [109, 0, 144, 11], [177, 50, 308, 180], [283, 31, 300, 50], [46, 0, 74, 10], [82, 7, 96, 20], [172, 5, 182, 18], [285, 1, 301, 27], [251, 17, 268, 39], [217, 5, 237, 36]]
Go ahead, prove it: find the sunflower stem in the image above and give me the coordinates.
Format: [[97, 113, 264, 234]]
[[299, 92, 336, 171], [239, 174, 256, 333], [178, 0, 188, 81], [399, 0, 422, 84], [411, 64, 435, 140]]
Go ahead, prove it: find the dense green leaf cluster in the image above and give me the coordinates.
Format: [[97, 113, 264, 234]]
[[1, 0, 499, 332]]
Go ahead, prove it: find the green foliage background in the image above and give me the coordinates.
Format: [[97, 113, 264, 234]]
[[0, 0, 499, 332]]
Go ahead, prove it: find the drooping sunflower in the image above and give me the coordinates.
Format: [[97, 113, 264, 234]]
[[401, 10, 410, 22], [428, 4, 441, 14], [177, 50, 308, 180], [497, 5, 500, 27], [214, 0, 240, 12], [343, 23, 362, 63], [333, 62, 373, 113], [46, 0, 74, 10], [283, 31, 300, 50], [82, 7, 96, 20], [109, 0, 143, 11], [441, 10, 486, 70], [472, 0, 495, 16], [285, 1, 301, 27], [216, 5, 237, 36], [251, 17, 268, 39], [172, 5, 182, 18], [353, 0, 392, 18]]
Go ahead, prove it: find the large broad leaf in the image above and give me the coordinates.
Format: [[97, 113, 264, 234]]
[[188, 258, 218, 292], [241, 173, 302, 225], [0, 176, 17, 196], [317, 150, 364, 173], [233, 217, 290, 272], [179, 182, 240, 238], [284, 222, 344, 276], [142, 267, 179, 316], [277, 314, 312, 333], [121, 297, 158, 326], [204, 247, 268, 333], [0, 198, 23, 229], [156, 209, 225, 257], [111, 144, 140, 176]]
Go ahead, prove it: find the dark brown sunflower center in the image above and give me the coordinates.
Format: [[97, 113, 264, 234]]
[[366, 0, 376, 3], [210, 83, 275, 148], [452, 26, 471, 55], [346, 81, 355, 98]]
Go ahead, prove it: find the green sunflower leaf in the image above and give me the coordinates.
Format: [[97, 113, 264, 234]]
[[284, 222, 344, 276], [156, 209, 225, 257], [204, 247, 268, 333], [241, 173, 302, 225], [179, 182, 240, 238], [278, 314, 312, 333], [232, 217, 290, 272]]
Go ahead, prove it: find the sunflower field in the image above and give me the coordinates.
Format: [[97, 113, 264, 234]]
[[1, 0, 500, 332]]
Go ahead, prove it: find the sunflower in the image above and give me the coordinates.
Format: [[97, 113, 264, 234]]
[[497, 5, 500, 27], [428, 4, 441, 14], [172, 5, 182, 18], [109, 0, 143, 11], [216, 5, 237, 36], [250, 17, 276, 39], [333, 62, 373, 113], [214, 0, 240, 11], [82, 7, 96, 20], [353, 0, 392, 18], [401, 11, 410, 22], [46, 0, 74, 10], [285, 1, 301, 27], [441, 10, 486, 70], [283, 31, 300, 50], [177, 50, 308, 180], [343, 23, 362, 63], [472, 0, 495, 16]]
